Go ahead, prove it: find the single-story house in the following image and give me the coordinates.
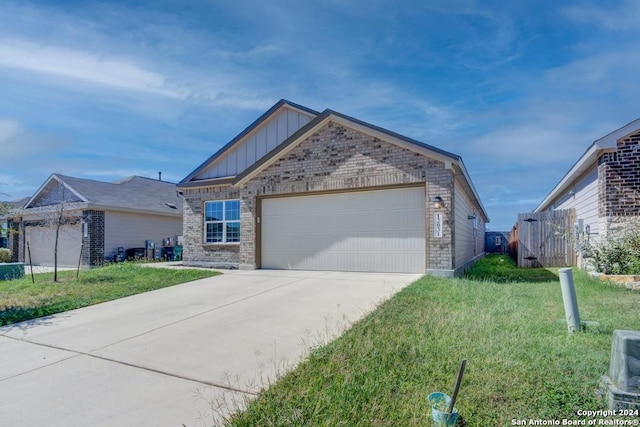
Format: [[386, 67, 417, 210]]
[[6, 174, 183, 267], [178, 99, 489, 276], [534, 118, 640, 265]]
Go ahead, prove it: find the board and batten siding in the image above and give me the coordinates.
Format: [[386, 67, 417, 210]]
[[104, 211, 183, 257], [454, 180, 485, 269], [552, 167, 599, 238], [196, 108, 314, 180]]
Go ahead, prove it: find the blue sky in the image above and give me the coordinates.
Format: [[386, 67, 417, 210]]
[[1, 0, 638, 230]]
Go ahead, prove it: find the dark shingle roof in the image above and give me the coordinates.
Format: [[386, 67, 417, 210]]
[[6, 197, 30, 209], [38, 175, 182, 215]]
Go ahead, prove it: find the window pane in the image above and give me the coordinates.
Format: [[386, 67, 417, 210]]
[[225, 200, 240, 221], [226, 221, 240, 242], [205, 201, 223, 222], [206, 223, 223, 243]]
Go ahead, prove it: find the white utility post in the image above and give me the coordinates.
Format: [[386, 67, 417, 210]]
[[558, 268, 581, 333]]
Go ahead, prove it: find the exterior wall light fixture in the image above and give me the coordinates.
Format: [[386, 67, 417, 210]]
[[433, 196, 443, 209]]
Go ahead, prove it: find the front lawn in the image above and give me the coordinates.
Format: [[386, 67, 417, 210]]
[[225, 255, 640, 426], [0, 263, 219, 326]]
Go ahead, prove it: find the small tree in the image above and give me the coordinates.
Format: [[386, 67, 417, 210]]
[[31, 179, 80, 282], [52, 197, 66, 281]]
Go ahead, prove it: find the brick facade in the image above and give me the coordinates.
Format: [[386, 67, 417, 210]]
[[82, 210, 104, 266], [182, 120, 456, 271], [599, 130, 640, 217], [182, 186, 241, 268]]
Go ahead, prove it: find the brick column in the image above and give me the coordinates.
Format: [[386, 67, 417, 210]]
[[426, 162, 455, 273], [82, 210, 105, 266]]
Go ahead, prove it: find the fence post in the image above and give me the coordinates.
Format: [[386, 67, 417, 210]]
[[559, 268, 581, 332]]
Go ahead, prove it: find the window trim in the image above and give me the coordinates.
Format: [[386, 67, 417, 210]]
[[204, 199, 241, 244]]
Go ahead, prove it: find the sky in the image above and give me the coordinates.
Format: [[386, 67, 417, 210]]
[[0, 0, 639, 231]]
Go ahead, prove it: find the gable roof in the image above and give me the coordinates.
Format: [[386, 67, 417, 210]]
[[23, 174, 182, 216], [180, 99, 319, 185], [180, 101, 488, 222], [535, 117, 640, 212], [233, 108, 462, 185]]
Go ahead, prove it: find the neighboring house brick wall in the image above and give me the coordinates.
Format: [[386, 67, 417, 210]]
[[82, 210, 104, 266], [599, 130, 640, 218]]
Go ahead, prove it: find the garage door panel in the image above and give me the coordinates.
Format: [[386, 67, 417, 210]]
[[26, 224, 82, 267], [261, 187, 426, 273]]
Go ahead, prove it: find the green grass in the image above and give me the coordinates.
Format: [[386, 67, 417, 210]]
[[0, 262, 219, 326], [463, 254, 560, 282], [226, 255, 640, 426]]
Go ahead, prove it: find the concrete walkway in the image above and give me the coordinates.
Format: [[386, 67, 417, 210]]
[[0, 269, 420, 427]]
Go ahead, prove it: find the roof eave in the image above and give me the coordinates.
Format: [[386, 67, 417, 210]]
[[177, 176, 235, 189], [24, 174, 89, 209], [535, 117, 640, 213], [534, 144, 603, 212], [89, 204, 183, 217]]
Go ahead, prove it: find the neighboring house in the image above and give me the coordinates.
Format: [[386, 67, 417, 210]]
[[178, 99, 489, 276], [6, 174, 183, 267], [1, 197, 29, 249], [485, 231, 509, 254], [534, 118, 640, 266]]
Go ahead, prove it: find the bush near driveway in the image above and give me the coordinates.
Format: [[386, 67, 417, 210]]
[[0, 262, 219, 326], [225, 256, 640, 426], [0, 248, 11, 263]]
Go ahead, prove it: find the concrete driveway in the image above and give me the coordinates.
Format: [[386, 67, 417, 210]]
[[0, 269, 420, 427]]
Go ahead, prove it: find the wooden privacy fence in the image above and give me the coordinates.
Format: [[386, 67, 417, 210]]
[[511, 209, 576, 268]]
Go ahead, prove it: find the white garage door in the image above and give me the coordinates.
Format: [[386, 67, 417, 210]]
[[26, 224, 83, 267], [261, 187, 426, 273]]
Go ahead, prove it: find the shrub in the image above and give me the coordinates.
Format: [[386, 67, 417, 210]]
[[0, 248, 11, 263], [579, 219, 640, 274], [591, 240, 635, 274]]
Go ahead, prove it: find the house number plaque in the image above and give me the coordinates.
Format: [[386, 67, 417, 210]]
[[434, 213, 443, 238]]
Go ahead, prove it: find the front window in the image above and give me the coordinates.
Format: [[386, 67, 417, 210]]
[[204, 200, 240, 243]]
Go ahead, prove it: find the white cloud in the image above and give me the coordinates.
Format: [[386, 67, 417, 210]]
[[0, 119, 21, 142], [467, 122, 587, 165], [546, 50, 640, 91], [0, 39, 187, 98], [563, 1, 640, 31]]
